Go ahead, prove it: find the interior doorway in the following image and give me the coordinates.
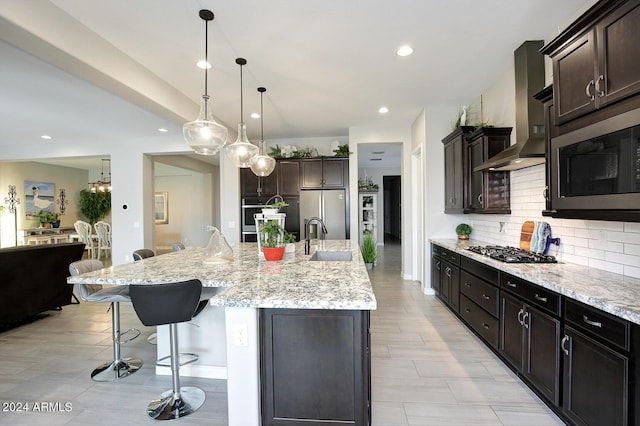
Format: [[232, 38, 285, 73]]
[[383, 175, 401, 244]]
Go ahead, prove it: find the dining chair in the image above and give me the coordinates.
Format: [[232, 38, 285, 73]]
[[69, 259, 143, 381], [74, 220, 95, 259], [94, 221, 112, 260]]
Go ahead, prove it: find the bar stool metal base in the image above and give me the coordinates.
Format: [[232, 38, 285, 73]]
[[91, 358, 143, 382], [147, 387, 205, 420]]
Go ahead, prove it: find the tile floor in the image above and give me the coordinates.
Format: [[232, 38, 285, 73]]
[[0, 241, 564, 425]]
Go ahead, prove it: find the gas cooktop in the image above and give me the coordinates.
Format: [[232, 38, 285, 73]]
[[467, 245, 557, 264]]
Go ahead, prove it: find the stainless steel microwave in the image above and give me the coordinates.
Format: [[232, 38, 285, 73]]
[[551, 108, 640, 215]]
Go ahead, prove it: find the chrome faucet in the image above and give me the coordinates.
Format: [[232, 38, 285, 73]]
[[305, 217, 328, 254]]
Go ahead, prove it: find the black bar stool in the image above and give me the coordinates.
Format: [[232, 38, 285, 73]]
[[128, 279, 205, 420], [69, 259, 143, 381]]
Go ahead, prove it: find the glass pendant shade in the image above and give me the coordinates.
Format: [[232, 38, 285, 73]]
[[225, 122, 259, 167], [184, 95, 229, 155], [249, 139, 276, 176]]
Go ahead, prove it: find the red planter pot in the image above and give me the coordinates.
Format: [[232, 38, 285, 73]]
[[263, 246, 285, 261]]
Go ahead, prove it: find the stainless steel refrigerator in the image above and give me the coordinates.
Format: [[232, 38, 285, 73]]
[[299, 189, 346, 240]]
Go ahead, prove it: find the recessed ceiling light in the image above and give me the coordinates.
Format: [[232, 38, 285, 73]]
[[196, 60, 212, 69], [396, 45, 414, 57], [41, 135, 52, 140], [378, 107, 389, 114], [158, 128, 168, 133], [251, 112, 260, 119]]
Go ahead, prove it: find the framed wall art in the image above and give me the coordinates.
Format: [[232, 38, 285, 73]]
[[24, 180, 55, 217]]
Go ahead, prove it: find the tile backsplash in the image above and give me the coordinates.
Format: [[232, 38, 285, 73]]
[[468, 164, 640, 279]]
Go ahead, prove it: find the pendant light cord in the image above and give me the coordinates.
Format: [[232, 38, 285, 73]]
[[260, 89, 264, 139], [236, 58, 247, 122]]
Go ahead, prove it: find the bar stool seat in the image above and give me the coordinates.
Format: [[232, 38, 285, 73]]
[[129, 280, 205, 420]]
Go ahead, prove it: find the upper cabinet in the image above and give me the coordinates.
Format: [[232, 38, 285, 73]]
[[543, 0, 640, 125], [466, 127, 512, 214], [442, 126, 474, 214], [300, 157, 348, 189], [240, 167, 278, 197], [277, 160, 300, 196]]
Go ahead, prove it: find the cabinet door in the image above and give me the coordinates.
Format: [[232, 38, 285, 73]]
[[262, 169, 279, 196], [240, 167, 260, 196], [444, 137, 464, 212], [500, 292, 524, 369], [431, 255, 442, 294], [300, 159, 323, 189], [562, 326, 628, 426], [323, 158, 347, 188], [467, 138, 484, 211], [553, 30, 598, 124], [442, 262, 459, 313], [524, 305, 560, 405], [596, 0, 640, 109], [278, 161, 300, 195], [280, 197, 300, 240], [440, 263, 450, 303]]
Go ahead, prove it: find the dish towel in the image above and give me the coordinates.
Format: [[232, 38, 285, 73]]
[[530, 221, 551, 254]]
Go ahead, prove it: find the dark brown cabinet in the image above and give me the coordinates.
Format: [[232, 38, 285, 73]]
[[561, 299, 630, 425], [260, 308, 370, 426], [459, 257, 500, 349], [544, 0, 640, 124], [465, 127, 511, 214], [534, 85, 556, 215], [300, 157, 348, 189], [431, 245, 460, 313], [442, 126, 473, 213], [500, 291, 560, 405], [240, 167, 278, 197], [277, 160, 300, 196]]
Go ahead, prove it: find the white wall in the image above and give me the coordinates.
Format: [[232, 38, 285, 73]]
[[0, 161, 87, 247]]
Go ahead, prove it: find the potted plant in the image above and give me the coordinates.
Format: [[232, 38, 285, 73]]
[[79, 189, 111, 225], [361, 231, 377, 269], [456, 223, 472, 240], [260, 220, 285, 261], [283, 232, 297, 253], [333, 143, 352, 157], [262, 195, 288, 215], [38, 210, 57, 228]]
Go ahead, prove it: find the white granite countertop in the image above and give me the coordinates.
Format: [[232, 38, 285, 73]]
[[431, 238, 640, 325], [67, 240, 376, 311]]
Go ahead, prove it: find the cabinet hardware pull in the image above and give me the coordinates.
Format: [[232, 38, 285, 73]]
[[482, 294, 490, 300], [583, 315, 602, 328], [506, 281, 517, 288], [534, 293, 548, 303], [477, 193, 483, 205], [482, 322, 490, 329], [586, 79, 595, 101], [561, 335, 569, 356], [517, 309, 524, 326], [595, 74, 605, 97], [436, 261, 440, 271], [543, 186, 549, 201], [446, 268, 451, 278], [464, 282, 471, 287], [465, 308, 471, 313], [523, 312, 530, 329]]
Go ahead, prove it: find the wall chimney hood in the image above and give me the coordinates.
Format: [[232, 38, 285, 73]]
[[475, 40, 546, 172]]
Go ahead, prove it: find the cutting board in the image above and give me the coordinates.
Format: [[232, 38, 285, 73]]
[[519, 221, 535, 251]]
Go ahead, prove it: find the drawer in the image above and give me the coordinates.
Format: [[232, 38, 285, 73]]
[[501, 273, 560, 317], [432, 244, 442, 256], [440, 247, 460, 265], [461, 256, 499, 284], [565, 298, 630, 352], [460, 294, 499, 349], [460, 270, 499, 317]]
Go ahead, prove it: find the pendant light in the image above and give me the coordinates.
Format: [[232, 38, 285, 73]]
[[183, 10, 228, 155], [225, 58, 259, 167], [249, 87, 276, 177]]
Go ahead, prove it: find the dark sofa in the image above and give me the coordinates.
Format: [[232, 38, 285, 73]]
[[0, 242, 85, 327]]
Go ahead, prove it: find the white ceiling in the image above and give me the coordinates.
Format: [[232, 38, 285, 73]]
[[0, 0, 596, 171]]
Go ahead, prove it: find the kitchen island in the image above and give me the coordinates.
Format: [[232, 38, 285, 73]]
[[68, 240, 376, 426]]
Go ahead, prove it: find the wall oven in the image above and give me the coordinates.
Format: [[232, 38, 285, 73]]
[[241, 198, 264, 242], [551, 108, 640, 219]]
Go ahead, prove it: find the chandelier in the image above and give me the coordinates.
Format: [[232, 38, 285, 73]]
[[89, 159, 112, 193]]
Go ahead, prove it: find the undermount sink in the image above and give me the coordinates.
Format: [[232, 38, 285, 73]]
[[309, 250, 353, 261]]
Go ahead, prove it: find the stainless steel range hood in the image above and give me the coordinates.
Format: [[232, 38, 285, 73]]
[[475, 41, 546, 172]]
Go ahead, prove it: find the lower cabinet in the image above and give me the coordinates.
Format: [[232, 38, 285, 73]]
[[260, 309, 371, 426], [431, 244, 460, 313], [500, 292, 561, 405], [561, 299, 630, 426], [459, 260, 500, 350]]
